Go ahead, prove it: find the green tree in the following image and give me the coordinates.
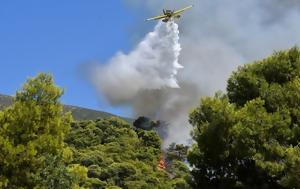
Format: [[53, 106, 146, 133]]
[[0, 73, 72, 188], [188, 47, 300, 189], [166, 143, 189, 163], [66, 117, 191, 189]]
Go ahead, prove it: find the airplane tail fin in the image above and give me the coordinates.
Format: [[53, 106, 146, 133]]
[[163, 9, 166, 15]]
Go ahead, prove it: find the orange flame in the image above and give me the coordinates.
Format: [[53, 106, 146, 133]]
[[158, 159, 166, 170]]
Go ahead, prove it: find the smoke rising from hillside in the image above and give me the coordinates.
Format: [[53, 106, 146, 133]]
[[90, 0, 300, 147], [122, 0, 300, 146]]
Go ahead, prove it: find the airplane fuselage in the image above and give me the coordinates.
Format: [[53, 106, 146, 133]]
[[146, 5, 192, 22], [162, 10, 180, 22]]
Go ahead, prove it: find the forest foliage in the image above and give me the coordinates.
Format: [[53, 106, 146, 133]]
[[0, 74, 190, 189], [188, 47, 300, 188], [1, 47, 300, 188]]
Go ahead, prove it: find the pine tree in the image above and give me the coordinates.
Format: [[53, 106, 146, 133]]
[[188, 47, 300, 188], [0, 73, 72, 188]]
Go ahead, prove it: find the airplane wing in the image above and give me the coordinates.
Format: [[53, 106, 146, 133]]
[[173, 5, 193, 15], [146, 15, 167, 21]]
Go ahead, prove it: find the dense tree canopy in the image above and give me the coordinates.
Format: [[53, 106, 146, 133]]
[[188, 47, 300, 189], [0, 73, 190, 188], [0, 74, 79, 188], [4, 47, 299, 188], [65, 117, 190, 189]]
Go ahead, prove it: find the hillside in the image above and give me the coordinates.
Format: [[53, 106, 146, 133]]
[[0, 94, 132, 122], [0, 94, 12, 108], [0, 75, 190, 188]]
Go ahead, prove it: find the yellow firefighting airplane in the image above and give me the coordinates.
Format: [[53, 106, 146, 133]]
[[146, 5, 193, 22]]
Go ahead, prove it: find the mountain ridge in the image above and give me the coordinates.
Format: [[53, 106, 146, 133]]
[[0, 94, 132, 122]]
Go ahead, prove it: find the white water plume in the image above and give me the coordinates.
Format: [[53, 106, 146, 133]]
[[121, 0, 300, 147], [89, 21, 183, 104]]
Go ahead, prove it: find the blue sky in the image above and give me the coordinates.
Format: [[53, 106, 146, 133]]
[[0, 1, 152, 116]]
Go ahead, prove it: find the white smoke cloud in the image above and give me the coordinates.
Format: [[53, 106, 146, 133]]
[[89, 21, 182, 104], [90, 0, 300, 147], [123, 0, 300, 146]]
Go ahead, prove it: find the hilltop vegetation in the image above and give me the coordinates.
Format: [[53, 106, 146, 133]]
[[65, 118, 190, 188], [0, 73, 190, 189], [1, 47, 300, 188], [189, 47, 300, 188]]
